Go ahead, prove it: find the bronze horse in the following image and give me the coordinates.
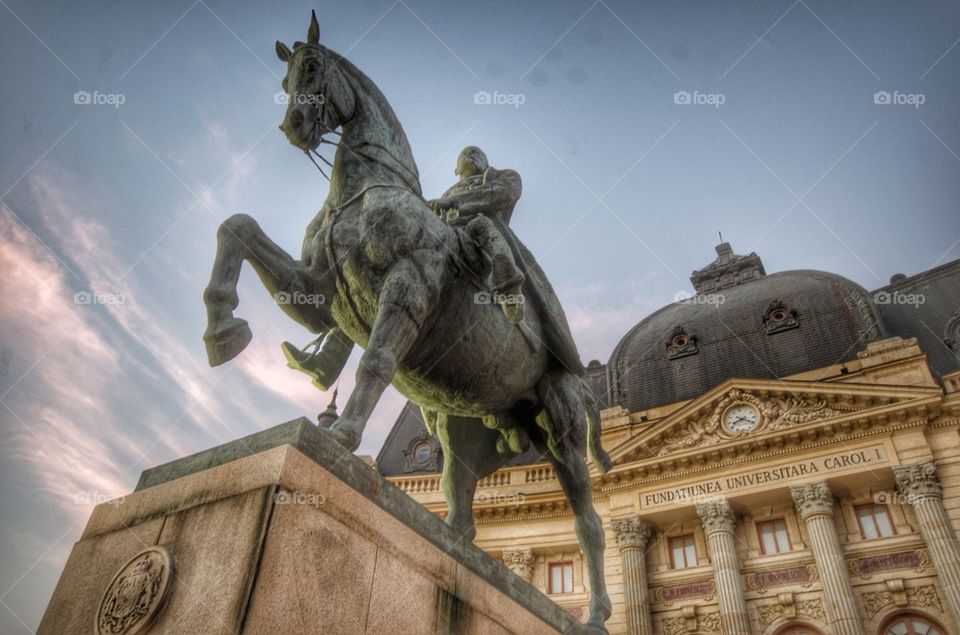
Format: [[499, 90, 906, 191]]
[[202, 11, 612, 630]]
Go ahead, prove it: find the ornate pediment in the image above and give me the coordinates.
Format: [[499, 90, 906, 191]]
[[608, 379, 940, 466]]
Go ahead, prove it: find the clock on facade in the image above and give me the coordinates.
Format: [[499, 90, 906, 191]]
[[723, 403, 760, 433]]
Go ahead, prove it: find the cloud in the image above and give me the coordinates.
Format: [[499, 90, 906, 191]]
[[558, 279, 665, 363]]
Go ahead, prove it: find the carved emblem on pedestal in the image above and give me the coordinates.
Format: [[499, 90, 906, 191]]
[[95, 546, 175, 635]]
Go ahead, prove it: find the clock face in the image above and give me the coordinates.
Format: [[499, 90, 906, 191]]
[[724, 404, 759, 433]]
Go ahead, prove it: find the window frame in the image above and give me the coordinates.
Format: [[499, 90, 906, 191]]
[[756, 517, 792, 555], [880, 612, 946, 635], [668, 534, 698, 569], [855, 503, 895, 540], [548, 561, 574, 594]]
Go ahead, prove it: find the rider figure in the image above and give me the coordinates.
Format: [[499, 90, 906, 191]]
[[282, 146, 526, 383], [428, 146, 525, 324]]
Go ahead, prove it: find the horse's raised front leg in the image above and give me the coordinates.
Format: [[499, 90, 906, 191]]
[[203, 213, 330, 366], [327, 256, 433, 449]]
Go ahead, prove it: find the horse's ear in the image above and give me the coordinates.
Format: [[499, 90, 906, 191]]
[[307, 9, 320, 45], [276, 41, 292, 62]]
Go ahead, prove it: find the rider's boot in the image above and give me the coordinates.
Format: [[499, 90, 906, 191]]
[[492, 254, 525, 324], [281, 329, 354, 390]]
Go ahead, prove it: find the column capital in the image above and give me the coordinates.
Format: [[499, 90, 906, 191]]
[[895, 461, 943, 503], [611, 516, 653, 551], [696, 498, 736, 535], [791, 481, 834, 520], [502, 547, 535, 582]]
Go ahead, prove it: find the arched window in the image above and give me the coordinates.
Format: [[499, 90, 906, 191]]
[[775, 625, 823, 635], [881, 613, 946, 635]]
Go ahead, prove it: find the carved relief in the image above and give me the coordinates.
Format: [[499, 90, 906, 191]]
[[660, 612, 721, 634], [756, 598, 825, 630], [861, 584, 942, 618], [698, 612, 721, 633], [96, 546, 175, 635], [894, 461, 943, 503], [661, 616, 688, 635], [756, 603, 782, 630], [847, 548, 930, 579], [744, 563, 819, 594], [650, 578, 717, 605], [796, 599, 826, 624], [639, 389, 861, 458]]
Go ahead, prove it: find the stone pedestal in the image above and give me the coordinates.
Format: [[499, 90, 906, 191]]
[[39, 418, 585, 634], [611, 516, 653, 635], [696, 498, 751, 635], [896, 461, 960, 628], [790, 482, 863, 635]]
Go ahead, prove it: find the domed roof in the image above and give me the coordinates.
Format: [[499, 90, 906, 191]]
[[607, 244, 884, 413]]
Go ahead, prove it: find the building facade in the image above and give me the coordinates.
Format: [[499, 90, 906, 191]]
[[377, 244, 960, 635]]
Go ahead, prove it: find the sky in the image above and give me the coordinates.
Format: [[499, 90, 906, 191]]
[[1, 0, 959, 631]]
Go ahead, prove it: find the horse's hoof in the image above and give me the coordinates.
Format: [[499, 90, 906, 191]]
[[204, 318, 252, 366]]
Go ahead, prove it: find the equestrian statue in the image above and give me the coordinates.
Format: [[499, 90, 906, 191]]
[[202, 11, 612, 631]]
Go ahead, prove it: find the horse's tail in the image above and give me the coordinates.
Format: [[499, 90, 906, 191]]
[[582, 377, 613, 474], [535, 372, 612, 474]]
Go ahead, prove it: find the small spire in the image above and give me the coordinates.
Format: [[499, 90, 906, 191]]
[[317, 387, 340, 428]]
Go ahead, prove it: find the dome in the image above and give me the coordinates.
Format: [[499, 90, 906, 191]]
[[607, 244, 884, 412]]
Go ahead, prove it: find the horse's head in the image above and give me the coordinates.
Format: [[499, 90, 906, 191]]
[[276, 11, 357, 151]]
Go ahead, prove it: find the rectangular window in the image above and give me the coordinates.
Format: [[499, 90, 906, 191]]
[[669, 534, 697, 569], [549, 562, 573, 594], [856, 504, 895, 539], [757, 519, 791, 554]]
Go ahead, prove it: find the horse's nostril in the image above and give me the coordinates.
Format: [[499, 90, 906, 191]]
[[288, 109, 305, 131]]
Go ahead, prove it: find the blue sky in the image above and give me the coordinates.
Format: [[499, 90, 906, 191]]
[[1, 0, 959, 630]]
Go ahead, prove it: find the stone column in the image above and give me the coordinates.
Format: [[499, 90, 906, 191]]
[[790, 482, 863, 635], [895, 461, 960, 626], [696, 498, 751, 635], [611, 516, 654, 635], [502, 547, 535, 582]]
